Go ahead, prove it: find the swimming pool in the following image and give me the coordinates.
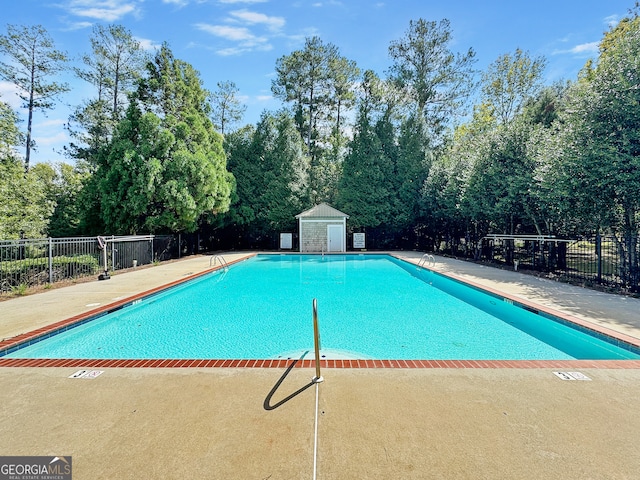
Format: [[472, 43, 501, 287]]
[[3, 254, 639, 361]]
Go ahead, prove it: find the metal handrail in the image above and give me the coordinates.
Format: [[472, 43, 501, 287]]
[[210, 254, 229, 269], [312, 298, 323, 383], [417, 253, 436, 268]]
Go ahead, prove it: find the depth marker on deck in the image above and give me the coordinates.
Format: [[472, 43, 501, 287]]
[[68, 370, 104, 379], [553, 371, 591, 381]]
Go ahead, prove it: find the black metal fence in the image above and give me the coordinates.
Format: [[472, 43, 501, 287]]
[[439, 234, 640, 293], [0, 234, 207, 294]]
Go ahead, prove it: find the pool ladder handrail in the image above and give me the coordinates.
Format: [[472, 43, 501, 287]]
[[417, 253, 436, 268], [210, 254, 229, 270], [312, 298, 323, 383]]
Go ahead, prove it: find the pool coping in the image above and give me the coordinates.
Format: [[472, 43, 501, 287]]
[[1, 252, 639, 369]]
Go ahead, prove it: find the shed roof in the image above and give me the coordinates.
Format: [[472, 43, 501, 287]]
[[295, 203, 349, 219]]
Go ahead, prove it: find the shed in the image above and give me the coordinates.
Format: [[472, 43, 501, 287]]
[[295, 203, 349, 253]]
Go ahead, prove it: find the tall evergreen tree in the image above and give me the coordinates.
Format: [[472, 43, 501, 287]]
[[272, 37, 359, 202], [336, 74, 394, 234], [222, 111, 309, 247], [69, 24, 146, 162], [392, 113, 430, 244], [94, 45, 233, 234], [0, 24, 69, 170], [388, 18, 476, 140]]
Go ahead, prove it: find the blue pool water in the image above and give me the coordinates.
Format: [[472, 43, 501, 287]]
[[6, 254, 640, 360]]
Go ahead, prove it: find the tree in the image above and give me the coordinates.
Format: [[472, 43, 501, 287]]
[[210, 80, 246, 136], [272, 37, 359, 201], [463, 119, 540, 235], [0, 24, 69, 170], [387, 18, 476, 138], [0, 99, 23, 158], [481, 48, 547, 124], [326, 54, 360, 159], [272, 36, 335, 149], [95, 46, 233, 234], [336, 78, 394, 234], [69, 24, 146, 162], [0, 157, 52, 238], [221, 111, 309, 247], [392, 113, 431, 244], [537, 15, 640, 287], [31, 162, 89, 237], [422, 103, 497, 252]]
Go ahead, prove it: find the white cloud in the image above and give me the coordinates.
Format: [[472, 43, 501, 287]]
[[255, 94, 272, 101], [218, 0, 267, 3], [35, 131, 68, 147], [215, 46, 245, 56], [196, 23, 264, 43], [59, 0, 140, 22], [604, 14, 620, 28], [135, 37, 162, 51], [62, 21, 94, 31], [553, 41, 599, 57], [196, 3, 289, 55], [570, 42, 599, 55], [229, 9, 285, 31], [0, 82, 23, 109], [215, 43, 272, 56], [37, 119, 66, 128]]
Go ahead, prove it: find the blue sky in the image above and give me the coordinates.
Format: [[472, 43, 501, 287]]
[[1, 0, 635, 165]]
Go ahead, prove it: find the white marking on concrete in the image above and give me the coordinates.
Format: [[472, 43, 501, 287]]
[[69, 370, 104, 379], [553, 371, 591, 381]]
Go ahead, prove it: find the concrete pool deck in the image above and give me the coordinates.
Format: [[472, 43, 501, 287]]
[[1, 252, 640, 478]]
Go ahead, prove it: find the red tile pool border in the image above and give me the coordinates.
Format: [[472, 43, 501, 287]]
[[2, 252, 639, 369], [1, 357, 640, 369]]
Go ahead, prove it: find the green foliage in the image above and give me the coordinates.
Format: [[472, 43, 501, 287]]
[[0, 100, 23, 156], [0, 254, 99, 292], [68, 24, 146, 163], [336, 105, 394, 230], [10, 283, 28, 296], [222, 111, 309, 245], [31, 162, 91, 237], [0, 156, 53, 238], [393, 114, 431, 233], [272, 36, 360, 202], [93, 45, 233, 234], [481, 48, 547, 124], [537, 15, 640, 237]]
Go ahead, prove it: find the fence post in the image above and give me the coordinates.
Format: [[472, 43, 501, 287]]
[[596, 233, 602, 283], [48, 237, 53, 284]]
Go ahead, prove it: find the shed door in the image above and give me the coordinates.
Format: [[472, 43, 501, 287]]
[[327, 224, 344, 252]]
